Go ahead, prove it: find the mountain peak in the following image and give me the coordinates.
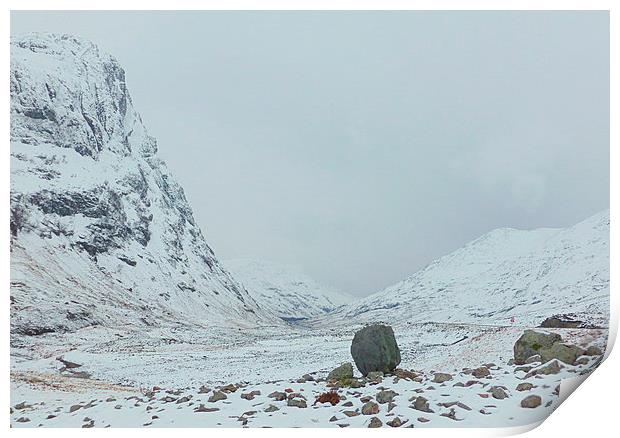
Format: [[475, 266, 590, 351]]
[[335, 210, 609, 327], [10, 33, 277, 336], [11, 32, 154, 160]]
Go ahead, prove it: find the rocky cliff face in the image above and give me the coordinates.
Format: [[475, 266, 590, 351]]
[[10, 33, 276, 337]]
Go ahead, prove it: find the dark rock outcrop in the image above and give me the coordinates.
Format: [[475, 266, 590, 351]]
[[350, 324, 401, 376], [540, 315, 583, 329], [513, 330, 562, 365]]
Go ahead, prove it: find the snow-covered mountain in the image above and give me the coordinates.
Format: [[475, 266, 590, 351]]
[[333, 210, 609, 327], [10, 33, 278, 337], [224, 259, 354, 320]]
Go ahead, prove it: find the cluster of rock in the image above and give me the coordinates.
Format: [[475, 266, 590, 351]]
[[317, 324, 607, 426], [14, 322, 607, 428], [513, 330, 602, 366], [323, 324, 407, 390], [13, 328, 607, 428]]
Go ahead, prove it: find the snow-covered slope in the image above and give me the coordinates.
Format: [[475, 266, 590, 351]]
[[334, 210, 609, 327], [10, 33, 277, 337], [224, 259, 353, 320]]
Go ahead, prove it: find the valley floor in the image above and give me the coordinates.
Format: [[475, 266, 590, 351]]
[[10, 322, 607, 428]]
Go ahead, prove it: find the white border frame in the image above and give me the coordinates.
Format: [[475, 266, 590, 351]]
[[3, 2, 616, 437]]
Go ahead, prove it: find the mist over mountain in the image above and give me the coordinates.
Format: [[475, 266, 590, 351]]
[[224, 259, 353, 320]]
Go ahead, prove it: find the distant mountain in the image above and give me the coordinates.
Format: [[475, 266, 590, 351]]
[[224, 259, 354, 320], [332, 211, 609, 327], [10, 33, 277, 337]]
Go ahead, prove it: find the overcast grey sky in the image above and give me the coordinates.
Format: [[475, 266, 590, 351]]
[[11, 11, 609, 296]]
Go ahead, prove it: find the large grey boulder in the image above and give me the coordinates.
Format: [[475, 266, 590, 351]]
[[513, 330, 562, 365], [351, 324, 401, 376]]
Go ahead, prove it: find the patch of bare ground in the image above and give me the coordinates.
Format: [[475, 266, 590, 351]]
[[11, 371, 140, 394]]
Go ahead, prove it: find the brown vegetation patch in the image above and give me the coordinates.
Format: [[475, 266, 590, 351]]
[[314, 391, 341, 406]]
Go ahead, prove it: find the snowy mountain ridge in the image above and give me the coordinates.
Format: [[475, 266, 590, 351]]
[[9, 32, 609, 341], [224, 259, 354, 320], [331, 210, 609, 327], [10, 33, 278, 337]]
